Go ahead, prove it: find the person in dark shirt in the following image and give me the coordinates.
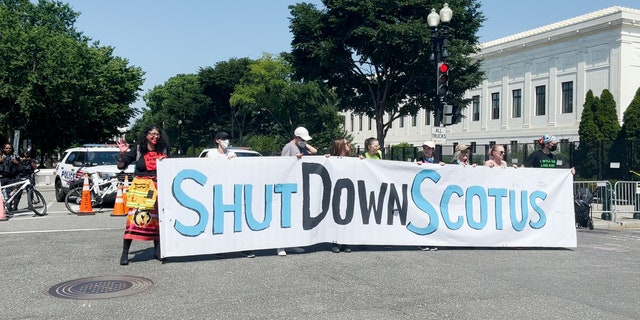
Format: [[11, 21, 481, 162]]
[[525, 134, 575, 174], [525, 134, 558, 168]]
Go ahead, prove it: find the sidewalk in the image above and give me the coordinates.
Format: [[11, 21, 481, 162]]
[[591, 211, 640, 229]]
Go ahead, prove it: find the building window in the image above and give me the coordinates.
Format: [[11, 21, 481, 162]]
[[350, 114, 354, 131], [472, 95, 480, 121], [512, 89, 522, 118], [535, 85, 546, 116], [368, 117, 372, 130], [388, 116, 393, 128], [358, 115, 363, 131], [399, 116, 404, 128], [491, 92, 500, 120], [425, 110, 431, 126], [411, 115, 417, 127], [562, 81, 573, 113]]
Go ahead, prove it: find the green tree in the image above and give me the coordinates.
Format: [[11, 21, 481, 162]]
[[576, 90, 602, 179], [288, 0, 484, 147], [139, 74, 211, 154], [199, 58, 254, 143], [230, 53, 345, 151], [596, 89, 621, 140], [0, 0, 143, 162], [619, 87, 640, 176]]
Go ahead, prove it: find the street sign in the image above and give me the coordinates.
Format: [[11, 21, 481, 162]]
[[431, 126, 447, 145]]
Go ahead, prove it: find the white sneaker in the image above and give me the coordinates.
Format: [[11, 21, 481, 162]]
[[288, 247, 305, 253], [277, 248, 286, 256]]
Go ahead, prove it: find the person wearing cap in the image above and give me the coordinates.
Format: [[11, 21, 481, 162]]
[[451, 144, 475, 166], [416, 141, 445, 166], [524, 134, 559, 168], [207, 132, 237, 160], [281, 126, 317, 158], [276, 126, 316, 256]]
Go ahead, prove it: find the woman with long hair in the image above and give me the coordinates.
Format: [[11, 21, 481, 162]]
[[116, 125, 169, 265]]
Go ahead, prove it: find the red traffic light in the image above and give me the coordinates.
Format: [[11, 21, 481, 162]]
[[439, 63, 449, 73]]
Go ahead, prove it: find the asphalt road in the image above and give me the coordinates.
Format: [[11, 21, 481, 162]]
[[0, 186, 639, 320]]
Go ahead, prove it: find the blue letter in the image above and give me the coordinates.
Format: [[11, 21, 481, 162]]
[[244, 185, 272, 231], [529, 191, 547, 229], [213, 184, 243, 234], [510, 190, 528, 232], [441, 185, 464, 230], [466, 186, 488, 230], [275, 183, 297, 228], [173, 169, 208, 237], [488, 188, 507, 230], [407, 170, 440, 235]]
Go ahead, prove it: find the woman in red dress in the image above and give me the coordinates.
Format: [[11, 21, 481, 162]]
[[116, 125, 168, 265]]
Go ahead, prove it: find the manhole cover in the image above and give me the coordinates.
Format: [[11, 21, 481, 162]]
[[49, 275, 153, 300]]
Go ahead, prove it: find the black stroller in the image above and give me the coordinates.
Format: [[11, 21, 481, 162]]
[[574, 188, 594, 230]]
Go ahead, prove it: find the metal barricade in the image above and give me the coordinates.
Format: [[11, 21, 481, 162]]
[[613, 181, 640, 220], [573, 181, 613, 221]]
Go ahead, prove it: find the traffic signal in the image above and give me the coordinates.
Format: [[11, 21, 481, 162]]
[[437, 62, 449, 96]]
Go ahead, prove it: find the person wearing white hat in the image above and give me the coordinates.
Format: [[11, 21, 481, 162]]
[[281, 126, 317, 159], [417, 141, 445, 166], [276, 126, 317, 256]]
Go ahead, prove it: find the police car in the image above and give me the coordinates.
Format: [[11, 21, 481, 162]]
[[54, 144, 134, 202]]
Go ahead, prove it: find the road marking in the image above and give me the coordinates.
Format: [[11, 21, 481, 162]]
[[0, 227, 120, 235]]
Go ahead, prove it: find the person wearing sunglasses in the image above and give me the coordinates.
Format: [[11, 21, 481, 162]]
[[485, 145, 508, 168]]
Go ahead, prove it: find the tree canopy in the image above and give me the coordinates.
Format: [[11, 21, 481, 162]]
[[288, 0, 485, 147], [0, 0, 144, 160]]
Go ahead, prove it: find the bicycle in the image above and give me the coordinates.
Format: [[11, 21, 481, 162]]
[[64, 171, 121, 214], [1, 170, 47, 216]]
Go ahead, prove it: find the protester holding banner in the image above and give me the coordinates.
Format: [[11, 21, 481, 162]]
[[417, 140, 445, 166], [327, 137, 352, 253], [276, 126, 315, 256], [281, 126, 317, 158], [207, 132, 237, 159], [208, 132, 255, 259], [116, 125, 168, 265], [524, 134, 575, 174], [485, 145, 509, 168], [359, 137, 382, 160], [451, 145, 475, 167]]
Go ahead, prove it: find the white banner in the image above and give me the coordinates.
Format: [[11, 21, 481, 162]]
[[158, 157, 576, 258]]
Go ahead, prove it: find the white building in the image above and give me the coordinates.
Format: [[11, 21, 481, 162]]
[[345, 6, 640, 147]]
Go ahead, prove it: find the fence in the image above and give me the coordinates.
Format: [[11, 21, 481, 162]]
[[573, 180, 640, 222], [356, 140, 639, 181]]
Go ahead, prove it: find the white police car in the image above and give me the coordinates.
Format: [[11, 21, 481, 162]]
[[54, 144, 134, 202]]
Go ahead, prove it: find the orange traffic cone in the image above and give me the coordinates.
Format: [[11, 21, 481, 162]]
[[111, 183, 126, 216], [0, 181, 8, 221], [78, 173, 95, 215], [123, 175, 130, 211]]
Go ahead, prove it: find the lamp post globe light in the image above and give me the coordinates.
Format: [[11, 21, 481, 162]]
[[428, 3, 453, 127]]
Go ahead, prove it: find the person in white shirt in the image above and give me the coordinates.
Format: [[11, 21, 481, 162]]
[[208, 132, 254, 258], [207, 132, 237, 160]]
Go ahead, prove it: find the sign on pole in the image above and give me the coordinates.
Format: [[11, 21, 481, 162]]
[[431, 127, 447, 145]]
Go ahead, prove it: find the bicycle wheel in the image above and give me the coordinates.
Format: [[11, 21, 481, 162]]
[[65, 187, 96, 214], [28, 189, 47, 216]]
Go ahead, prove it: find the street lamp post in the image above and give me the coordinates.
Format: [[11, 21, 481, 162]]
[[177, 120, 183, 155], [428, 3, 453, 127]]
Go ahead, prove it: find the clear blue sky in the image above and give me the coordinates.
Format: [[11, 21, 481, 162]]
[[64, 0, 640, 110]]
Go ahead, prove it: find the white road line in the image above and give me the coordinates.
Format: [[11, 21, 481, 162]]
[[0, 227, 121, 235]]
